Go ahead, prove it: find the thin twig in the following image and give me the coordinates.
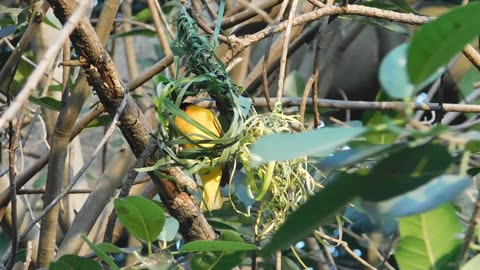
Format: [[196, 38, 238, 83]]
[[0, 105, 103, 208], [91, 17, 156, 31], [244, 20, 321, 94], [121, 0, 140, 80], [0, 1, 50, 87], [300, 74, 315, 126], [17, 177, 149, 195], [443, 88, 480, 124], [223, 4, 432, 63], [220, 0, 281, 29], [0, 51, 172, 207], [3, 39, 62, 85], [200, 0, 217, 20], [154, 0, 175, 39], [311, 0, 332, 128], [6, 63, 24, 270], [452, 117, 480, 130], [338, 89, 351, 123], [23, 241, 33, 270], [127, 54, 174, 91], [253, 97, 480, 113], [147, 0, 175, 75], [457, 176, 480, 265], [409, 119, 469, 145], [237, 0, 274, 24], [312, 72, 321, 128], [19, 90, 129, 242], [463, 44, 480, 72], [0, 0, 92, 131], [189, 6, 230, 43], [103, 146, 147, 243], [62, 40, 71, 102], [414, 77, 442, 121], [304, 237, 330, 270], [275, 250, 282, 270], [259, 0, 289, 112], [276, 0, 298, 103], [315, 231, 377, 270], [321, 240, 337, 270], [373, 233, 397, 270]]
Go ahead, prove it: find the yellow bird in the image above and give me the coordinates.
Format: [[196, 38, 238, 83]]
[[175, 104, 223, 211]]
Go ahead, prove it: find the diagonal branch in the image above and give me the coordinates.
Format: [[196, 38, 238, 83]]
[[45, 0, 215, 245]]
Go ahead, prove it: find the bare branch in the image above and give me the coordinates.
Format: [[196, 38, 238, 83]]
[[0, 2, 50, 89], [46, 0, 215, 243], [0, 1, 89, 131], [253, 97, 480, 113], [224, 4, 431, 62]]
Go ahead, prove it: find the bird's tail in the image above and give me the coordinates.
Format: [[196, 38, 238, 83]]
[[199, 166, 223, 211]]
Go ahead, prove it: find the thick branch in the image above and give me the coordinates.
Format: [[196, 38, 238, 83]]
[[46, 0, 215, 243]]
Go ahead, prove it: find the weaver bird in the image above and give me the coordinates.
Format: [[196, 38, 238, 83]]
[[175, 103, 223, 211]]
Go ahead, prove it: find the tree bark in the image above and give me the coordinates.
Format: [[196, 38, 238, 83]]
[[45, 0, 215, 245]]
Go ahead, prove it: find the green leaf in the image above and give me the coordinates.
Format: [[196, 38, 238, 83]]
[[192, 252, 219, 270], [462, 253, 480, 270], [262, 173, 361, 256], [0, 5, 22, 24], [212, 231, 250, 270], [81, 236, 120, 270], [389, 0, 418, 14], [212, 0, 225, 46], [239, 95, 253, 119], [353, 17, 410, 35], [284, 71, 305, 97], [95, 242, 140, 254], [408, 2, 480, 84], [180, 240, 258, 252], [359, 143, 453, 201], [48, 84, 64, 92], [170, 46, 189, 56], [133, 8, 152, 22], [361, 175, 471, 219], [28, 96, 62, 111], [379, 43, 443, 99], [361, 0, 419, 15], [0, 24, 16, 39], [458, 67, 480, 98], [49, 255, 102, 270], [282, 256, 302, 270], [363, 111, 401, 143], [114, 196, 166, 243], [34, 171, 47, 188], [158, 217, 179, 242], [95, 243, 125, 253], [86, 115, 112, 128], [13, 60, 34, 90], [110, 28, 155, 39], [188, 231, 250, 270], [467, 167, 480, 177], [251, 127, 366, 166], [395, 203, 462, 270], [43, 13, 62, 30], [317, 144, 398, 172]]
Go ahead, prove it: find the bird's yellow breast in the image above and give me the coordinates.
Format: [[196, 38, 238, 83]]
[[175, 104, 222, 149]]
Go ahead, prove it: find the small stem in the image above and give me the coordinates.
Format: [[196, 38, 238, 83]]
[[275, 250, 282, 270], [255, 161, 275, 201]]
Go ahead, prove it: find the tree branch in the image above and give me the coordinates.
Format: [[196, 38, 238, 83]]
[[224, 4, 431, 62], [253, 97, 480, 113], [45, 0, 215, 244]]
